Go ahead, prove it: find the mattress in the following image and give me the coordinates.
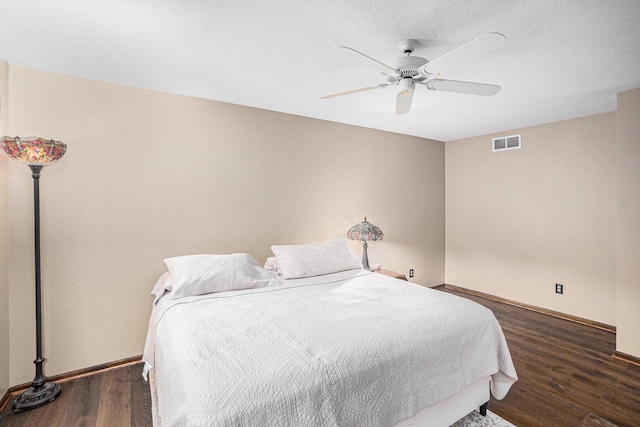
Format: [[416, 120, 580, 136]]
[[143, 269, 517, 426]]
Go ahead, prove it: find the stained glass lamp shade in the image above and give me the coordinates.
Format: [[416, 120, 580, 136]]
[[1, 136, 66, 167], [347, 217, 383, 270], [1, 136, 66, 412]]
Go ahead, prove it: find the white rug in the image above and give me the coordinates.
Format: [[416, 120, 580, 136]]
[[451, 410, 516, 427]]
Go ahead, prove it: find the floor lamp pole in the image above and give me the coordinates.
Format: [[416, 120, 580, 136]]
[[13, 165, 61, 412]]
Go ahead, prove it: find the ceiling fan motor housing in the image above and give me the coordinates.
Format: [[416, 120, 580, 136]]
[[387, 56, 429, 79]]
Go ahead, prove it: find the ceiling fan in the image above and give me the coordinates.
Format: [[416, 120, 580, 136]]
[[320, 33, 506, 114]]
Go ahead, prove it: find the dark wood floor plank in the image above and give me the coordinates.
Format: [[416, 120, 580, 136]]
[[581, 413, 620, 427], [96, 364, 131, 427], [130, 363, 153, 427], [60, 374, 103, 426]]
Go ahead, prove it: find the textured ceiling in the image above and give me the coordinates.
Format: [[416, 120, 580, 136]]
[[1, 0, 639, 141]]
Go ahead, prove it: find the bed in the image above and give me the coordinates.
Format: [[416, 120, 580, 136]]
[[142, 239, 517, 426]]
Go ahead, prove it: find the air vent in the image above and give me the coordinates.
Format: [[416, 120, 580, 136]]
[[492, 134, 521, 152]]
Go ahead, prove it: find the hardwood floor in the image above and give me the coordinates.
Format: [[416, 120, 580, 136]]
[[439, 287, 640, 427], [1, 288, 639, 426], [0, 362, 151, 427]]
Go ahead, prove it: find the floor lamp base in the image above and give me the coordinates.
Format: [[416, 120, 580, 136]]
[[13, 381, 61, 413]]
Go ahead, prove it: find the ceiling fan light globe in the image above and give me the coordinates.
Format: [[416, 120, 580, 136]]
[[399, 78, 415, 92]]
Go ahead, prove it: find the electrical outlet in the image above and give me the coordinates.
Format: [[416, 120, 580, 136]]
[[555, 283, 563, 294], [409, 269, 414, 278]]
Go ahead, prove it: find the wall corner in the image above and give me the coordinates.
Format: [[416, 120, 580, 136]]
[[616, 87, 640, 358], [0, 59, 11, 400]]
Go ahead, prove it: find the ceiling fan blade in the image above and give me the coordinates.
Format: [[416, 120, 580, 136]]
[[423, 78, 501, 96], [419, 32, 506, 77], [320, 84, 389, 99], [333, 46, 399, 76], [396, 90, 414, 114]]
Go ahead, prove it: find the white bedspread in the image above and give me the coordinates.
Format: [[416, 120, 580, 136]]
[[142, 270, 517, 426]]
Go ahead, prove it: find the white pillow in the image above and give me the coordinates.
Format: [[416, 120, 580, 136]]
[[271, 238, 362, 279], [164, 253, 279, 299]]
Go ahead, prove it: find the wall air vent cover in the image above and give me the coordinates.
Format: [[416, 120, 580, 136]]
[[492, 134, 521, 152]]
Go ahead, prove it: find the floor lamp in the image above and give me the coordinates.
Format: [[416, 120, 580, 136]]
[[1, 136, 67, 412]]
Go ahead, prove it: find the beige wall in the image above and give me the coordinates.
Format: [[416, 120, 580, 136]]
[[445, 113, 618, 326], [3, 64, 445, 385], [616, 88, 640, 356], [0, 61, 10, 398]]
